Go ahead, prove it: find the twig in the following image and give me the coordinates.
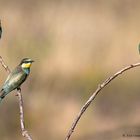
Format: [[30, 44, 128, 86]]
[[0, 56, 10, 73], [17, 89, 32, 140], [65, 62, 140, 140], [0, 56, 33, 140]]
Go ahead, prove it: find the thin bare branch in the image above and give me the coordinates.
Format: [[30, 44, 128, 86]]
[[17, 89, 32, 140], [0, 56, 10, 73], [0, 56, 33, 140], [65, 62, 140, 140]]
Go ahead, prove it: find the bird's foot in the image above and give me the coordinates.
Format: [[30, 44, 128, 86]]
[[15, 87, 21, 96], [17, 87, 21, 92]]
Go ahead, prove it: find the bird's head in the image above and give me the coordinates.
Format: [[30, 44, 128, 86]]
[[20, 58, 34, 69]]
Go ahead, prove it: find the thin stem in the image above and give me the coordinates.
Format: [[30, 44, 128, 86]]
[[0, 56, 10, 73], [17, 89, 32, 140], [65, 63, 140, 140]]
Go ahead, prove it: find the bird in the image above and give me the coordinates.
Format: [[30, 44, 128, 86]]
[[0, 58, 34, 102], [0, 20, 2, 39], [138, 43, 140, 54]]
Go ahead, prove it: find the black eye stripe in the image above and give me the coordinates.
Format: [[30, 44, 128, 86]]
[[23, 60, 32, 63], [24, 61, 30, 63]]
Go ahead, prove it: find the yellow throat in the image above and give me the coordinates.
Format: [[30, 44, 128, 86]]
[[21, 62, 32, 69]]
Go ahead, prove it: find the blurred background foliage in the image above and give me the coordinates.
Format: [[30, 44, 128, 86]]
[[0, 0, 140, 140]]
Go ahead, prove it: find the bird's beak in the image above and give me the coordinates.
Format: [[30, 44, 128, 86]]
[[31, 60, 34, 63]]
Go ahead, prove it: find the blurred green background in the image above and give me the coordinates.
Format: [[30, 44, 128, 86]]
[[0, 0, 140, 140]]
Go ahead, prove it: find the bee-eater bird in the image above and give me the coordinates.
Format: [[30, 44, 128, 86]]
[[0, 20, 2, 39], [0, 58, 34, 102]]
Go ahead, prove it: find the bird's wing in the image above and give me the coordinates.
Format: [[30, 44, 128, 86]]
[[3, 66, 20, 85], [2, 66, 27, 92]]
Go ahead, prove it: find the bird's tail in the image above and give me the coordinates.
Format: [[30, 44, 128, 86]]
[[0, 89, 5, 103]]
